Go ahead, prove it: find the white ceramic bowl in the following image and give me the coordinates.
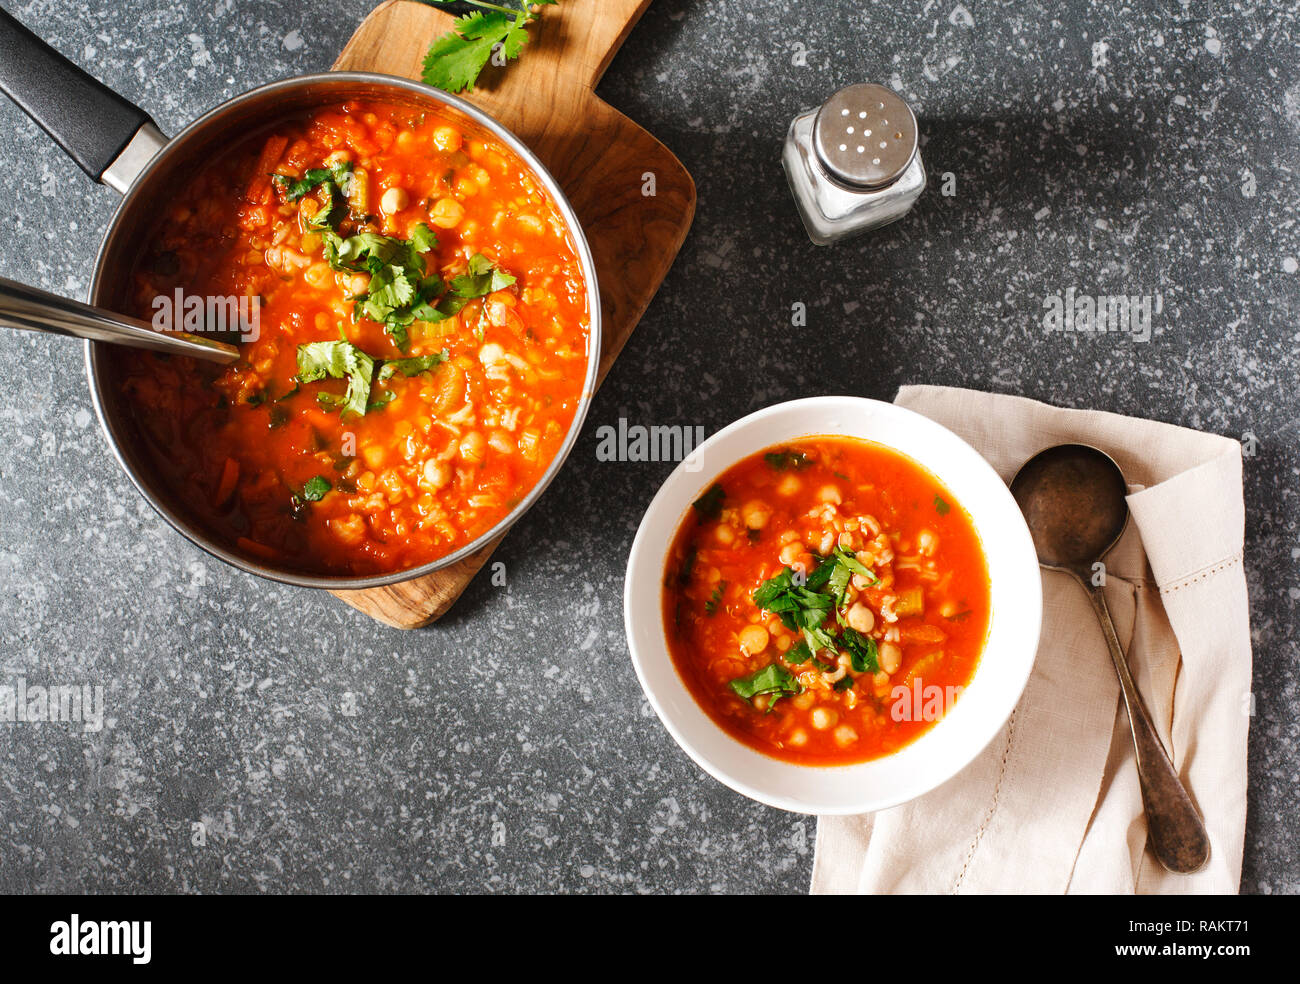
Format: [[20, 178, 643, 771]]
[[623, 396, 1043, 815]]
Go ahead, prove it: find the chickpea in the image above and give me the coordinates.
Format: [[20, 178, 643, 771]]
[[714, 525, 735, 546], [777, 474, 802, 497], [846, 603, 875, 634], [738, 624, 769, 655], [918, 529, 938, 555], [347, 273, 370, 296], [419, 459, 452, 492], [741, 500, 771, 530], [811, 707, 838, 731], [430, 197, 466, 229], [818, 484, 843, 504], [380, 186, 410, 215], [778, 542, 804, 567], [515, 214, 546, 235], [787, 729, 809, 748], [432, 125, 463, 153], [834, 725, 859, 747], [327, 514, 366, 545], [304, 262, 332, 289], [458, 431, 486, 464], [880, 642, 902, 675]]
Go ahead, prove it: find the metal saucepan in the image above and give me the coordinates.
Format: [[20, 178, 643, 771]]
[[0, 8, 601, 590]]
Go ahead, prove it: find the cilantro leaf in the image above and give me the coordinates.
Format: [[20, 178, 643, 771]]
[[420, 2, 558, 94], [359, 265, 417, 322], [802, 623, 837, 656], [301, 476, 331, 502], [691, 483, 726, 520], [934, 494, 951, 515], [841, 628, 879, 674], [705, 581, 726, 616], [450, 252, 517, 299], [296, 340, 374, 419], [764, 448, 813, 471], [805, 555, 837, 590], [784, 640, 813, 665], [366, 390, 396, 412], [377, 349, 450, 382], [729, 663, 801, 704], [834, 547, 875, 580], [272, 161, 353, 202], [409, 222, 438, 254]]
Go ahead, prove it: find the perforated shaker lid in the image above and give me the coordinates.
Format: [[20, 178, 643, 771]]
[[813, 84, 919, 189]]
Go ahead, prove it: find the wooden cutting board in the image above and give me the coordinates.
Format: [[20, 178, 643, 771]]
[[328, 0, 695, 627]]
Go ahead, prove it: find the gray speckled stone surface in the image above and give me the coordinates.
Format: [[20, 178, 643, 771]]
[[0, 0, 1294, 894]]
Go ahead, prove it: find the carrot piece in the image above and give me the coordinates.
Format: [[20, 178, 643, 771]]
[[213, 457, 240, 507], [246, 135, 289, 202], [899, 623, 947, 645], [236, 537, 277, 561]]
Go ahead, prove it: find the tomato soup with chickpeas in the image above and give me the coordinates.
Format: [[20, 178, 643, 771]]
[[115, 99, 590, 576], [662, 437, 992, 766]]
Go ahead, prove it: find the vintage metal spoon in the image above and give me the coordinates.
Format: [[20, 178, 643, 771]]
[[0, 275, 239, 364], [1010, 443, 1211, 874]]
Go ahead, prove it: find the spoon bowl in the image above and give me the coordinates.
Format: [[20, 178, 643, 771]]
[[1011, 443, 1129, 575]]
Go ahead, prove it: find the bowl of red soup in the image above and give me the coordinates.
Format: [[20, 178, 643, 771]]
[[624, 397, 1042, 814], [87, 75, 599, 586]]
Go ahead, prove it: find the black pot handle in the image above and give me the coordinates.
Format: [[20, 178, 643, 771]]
[[0, 6, 154, 182]]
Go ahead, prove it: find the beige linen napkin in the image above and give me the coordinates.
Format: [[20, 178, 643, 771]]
[[811, 386, 1252, 894]]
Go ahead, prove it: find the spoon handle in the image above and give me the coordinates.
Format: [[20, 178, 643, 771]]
[[1087, 584, 1211, 873], [0, 275, 240, 364]]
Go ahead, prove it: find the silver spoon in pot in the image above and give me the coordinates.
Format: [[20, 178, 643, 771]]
[[1010, 443, 1211, 874], [0, 275, 240, 364]]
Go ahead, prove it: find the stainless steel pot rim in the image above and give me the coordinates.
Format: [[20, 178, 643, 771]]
[[85, 70, 603, 592]]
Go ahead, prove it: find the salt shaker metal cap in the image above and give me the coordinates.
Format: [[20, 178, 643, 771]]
[[782, 83, 926, 245]]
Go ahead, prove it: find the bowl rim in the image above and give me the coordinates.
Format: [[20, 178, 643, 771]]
[[623, 395, 1043, 815], [84, 71, 602, 590]]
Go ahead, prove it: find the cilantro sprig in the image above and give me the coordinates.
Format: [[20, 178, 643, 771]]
[[729, 663, 801, 709], [420, 1, 559, 94], [295, 340, 449, 420], [273, 161, 353, 203], [737, 547, 880, 699], [272, 159, 517, 351], [297, 340, 375, 419]]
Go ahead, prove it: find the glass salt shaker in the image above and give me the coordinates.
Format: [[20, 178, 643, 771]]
[[782, 83, 926, 245]]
